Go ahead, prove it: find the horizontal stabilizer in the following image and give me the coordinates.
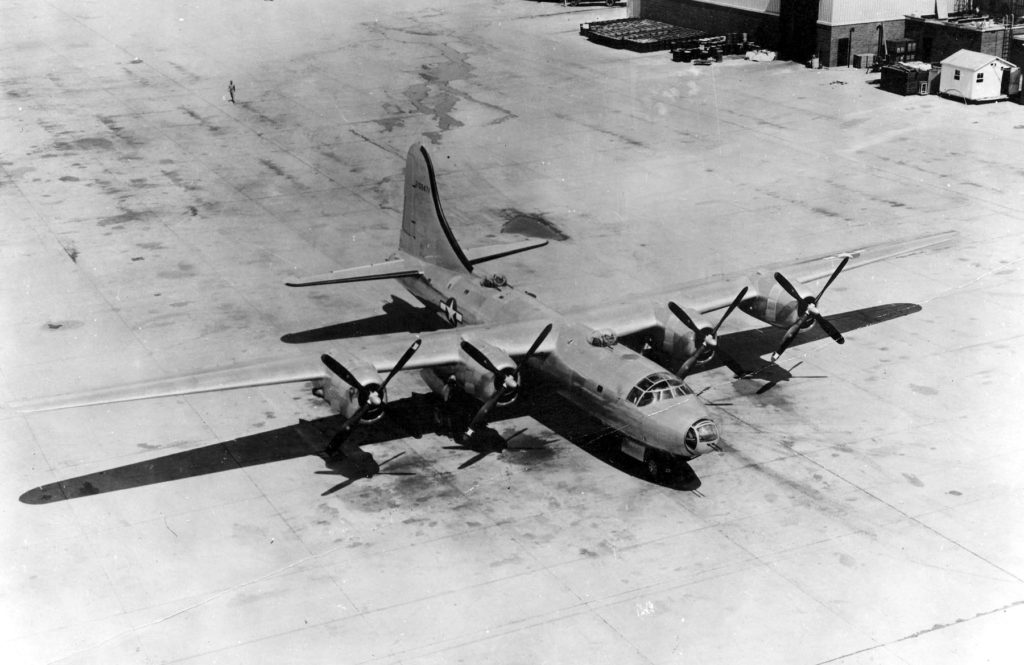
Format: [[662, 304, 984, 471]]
[[464, 239, 548, 265], [287, 259, 420, 287]]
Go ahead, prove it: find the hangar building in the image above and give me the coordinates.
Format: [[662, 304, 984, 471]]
[[632, 0, 1024, 67]]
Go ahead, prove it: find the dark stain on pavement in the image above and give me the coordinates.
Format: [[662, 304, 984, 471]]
[[902, 473, 924, 487], [260, 159, 286, 176], [54, 137, 114, 152], [497, 209, 569, 240], [98, 209, 155, 227]]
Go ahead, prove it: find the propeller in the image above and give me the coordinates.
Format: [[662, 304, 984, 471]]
[[668, 286, 748, 378], [770, 257, 848, 362], [461, 324, 553, 438], [320, 338, 422, 453]]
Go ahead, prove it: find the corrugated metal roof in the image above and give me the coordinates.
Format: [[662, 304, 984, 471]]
[[940, 48, 1013, 70], [817, 0, 935, 26], [695, 0, 780, 15]]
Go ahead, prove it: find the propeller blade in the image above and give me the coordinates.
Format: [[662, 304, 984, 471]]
[[323, 400, 373, 455], [320, 353, 364, 390], [380, 338, 422, 389], [463, 324, 552, 438], [668, 302, 701, 334], [814, 256, 849, 304], [771, 322, 803, 362], [515, 323, 553, 376], [677, 352, 702, 379], [814, 314, 845, 344], [773, 272, 803, 303], [460, 339, 501, 376], [466, 389, 505, 437], [711, 286, 749, 336]]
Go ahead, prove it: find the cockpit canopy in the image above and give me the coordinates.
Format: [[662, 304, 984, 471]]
[[626, 372, 692, 407]]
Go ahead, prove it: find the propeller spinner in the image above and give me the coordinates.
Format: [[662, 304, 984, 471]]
[[461, 323, 552, 439], [770, 256, 848, 362], [668, 286, 748, 379]]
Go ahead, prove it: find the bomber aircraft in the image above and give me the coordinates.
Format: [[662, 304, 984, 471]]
[[14, 143, 954, 481]]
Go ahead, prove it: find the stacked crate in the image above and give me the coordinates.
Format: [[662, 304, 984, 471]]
[[885, 39, 918, 63], [880, 62, 932, 95]]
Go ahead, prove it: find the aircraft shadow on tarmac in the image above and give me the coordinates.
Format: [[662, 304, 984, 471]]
[[19, 303, 919, 504], [18, 388, 695, 505], [281, 296, 447, 344], [631, 302, 923, 391]]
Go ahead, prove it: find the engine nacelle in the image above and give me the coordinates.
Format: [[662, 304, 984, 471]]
[[739, 273, 813, 330], [316, 350, 386, 423], [458, 340, 518, 405], [655, 306, 715, 368], [420, 368, 455, 402]]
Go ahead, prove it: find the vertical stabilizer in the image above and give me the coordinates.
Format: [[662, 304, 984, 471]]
[[400, 143, 473, 272]]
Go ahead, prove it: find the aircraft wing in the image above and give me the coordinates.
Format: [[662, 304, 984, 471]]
[[11, 356, 330, 413], [571, 231, 956, 338], [743, 230, 957, 299], [11, 321, 557, 414]]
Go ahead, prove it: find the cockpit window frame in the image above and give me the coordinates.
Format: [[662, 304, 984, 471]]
[[626, 372, 690, 407]]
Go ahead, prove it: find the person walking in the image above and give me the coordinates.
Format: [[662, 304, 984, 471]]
[[228, 80, 236, 104]]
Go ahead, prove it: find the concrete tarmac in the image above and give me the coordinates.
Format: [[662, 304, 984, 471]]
[[2, 0, 1023, 663]]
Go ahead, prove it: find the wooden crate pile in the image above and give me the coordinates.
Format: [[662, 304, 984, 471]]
[[880, 62, 933, 95]]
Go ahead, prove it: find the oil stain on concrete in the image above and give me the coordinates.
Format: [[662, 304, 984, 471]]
[[496, 208, 569, 240]]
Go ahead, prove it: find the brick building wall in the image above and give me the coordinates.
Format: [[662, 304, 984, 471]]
[[1013, 37, 1024, 70], [816, 19, 907, 67], [904, 18, 1023, 63], [905, 19, 986, 61]]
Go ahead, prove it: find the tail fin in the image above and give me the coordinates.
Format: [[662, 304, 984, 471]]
[[400, 143, 473, 273]]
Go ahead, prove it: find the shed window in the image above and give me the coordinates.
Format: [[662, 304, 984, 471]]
[[953, 69, 960, 80], [976, 72, 984, 83]]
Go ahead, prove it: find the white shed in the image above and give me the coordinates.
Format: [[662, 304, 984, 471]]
[[939, 49, 1019, 102]]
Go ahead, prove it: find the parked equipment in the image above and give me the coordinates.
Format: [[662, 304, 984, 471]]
[[581, 19, 705, 52]]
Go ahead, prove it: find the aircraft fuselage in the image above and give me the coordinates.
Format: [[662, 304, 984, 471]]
[[399, 257, 720, 462]]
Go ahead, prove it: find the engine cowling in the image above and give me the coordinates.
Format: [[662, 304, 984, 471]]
[[456, 340, 518, 405], [656, 307, 716, 368], [739, 273, 814, 330], [315, 351, 386, 423]]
